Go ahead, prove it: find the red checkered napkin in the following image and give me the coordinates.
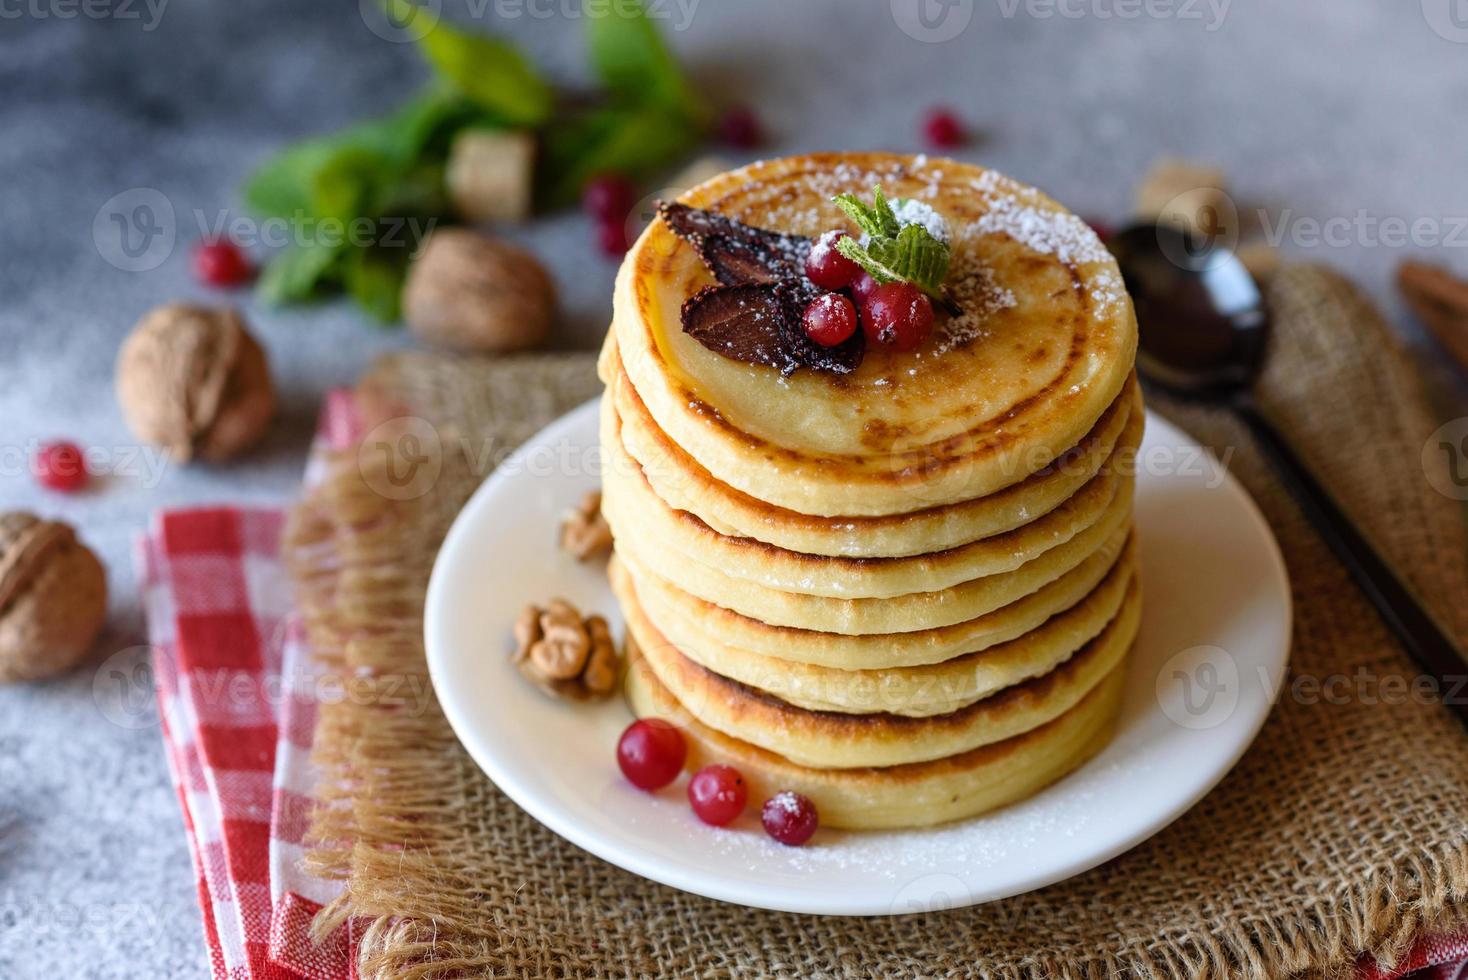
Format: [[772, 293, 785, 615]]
[[140, 507, 347, 980], [138, 392, 360, 980], [136, 390, 1466, 980]]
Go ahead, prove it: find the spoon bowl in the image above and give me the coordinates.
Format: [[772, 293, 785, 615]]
[[1109, 223, 1268, 397], [1109, 221, 1468, 729]]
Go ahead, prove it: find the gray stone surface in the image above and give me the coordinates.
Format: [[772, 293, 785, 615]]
[[2, 1, 1466, 976]]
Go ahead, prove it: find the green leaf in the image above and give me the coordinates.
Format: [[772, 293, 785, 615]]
[[243, 89, 477, 222], [343, 244, 412, 323], [311, 146, 392, 225], [245, 139, 344, 222], [256, 240, 348, 306], [384, 0, 552, 125], [538, 103, 699, 208], [383, 86, 496, 161], [833, 187, 900, 241], [832, 187, 951, 297], [584, 0, 708, 122], [841, 225, 950, 292]]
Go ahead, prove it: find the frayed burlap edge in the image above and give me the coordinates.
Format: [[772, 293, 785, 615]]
[[284, 272, 1468, 979]]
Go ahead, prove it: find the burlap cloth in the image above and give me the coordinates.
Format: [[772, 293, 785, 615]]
[[284, 264, 1468, 979]]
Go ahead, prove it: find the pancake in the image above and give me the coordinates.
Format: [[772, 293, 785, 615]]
[[625, 573, 1140, 769], [603, 391, 1131, 598], [611, 345, 1143, 558], [605, 153, 1138, 516], [609, 545, 1135, 717], [629, 529, 1135, 670], [602, 390, 1128, 599], [613, 477, 1134, 635], [625, 648, 1126, 830]]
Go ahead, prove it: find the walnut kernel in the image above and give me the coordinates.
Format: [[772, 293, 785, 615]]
[[560, 490, 612, 562], [512, 598, 619, 701]]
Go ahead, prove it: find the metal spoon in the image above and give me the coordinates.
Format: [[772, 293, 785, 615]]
[[1109, 222, 1468, 723]]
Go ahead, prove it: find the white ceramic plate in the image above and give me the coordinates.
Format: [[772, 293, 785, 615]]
[[425, 399, 1291, 916]]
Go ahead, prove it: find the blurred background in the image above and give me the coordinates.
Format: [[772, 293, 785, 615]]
[[3, 0, 1467, 974]]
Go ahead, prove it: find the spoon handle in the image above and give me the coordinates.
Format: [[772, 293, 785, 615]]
[[1233, 395, 1468, 725]]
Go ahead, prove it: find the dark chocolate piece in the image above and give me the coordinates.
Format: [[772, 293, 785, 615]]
[[659, 202, 812, 285], [682, 278, 864, 376], [771, 279, 863, 375], [681, 282, 800, 374], [663, 203, 863, 375]]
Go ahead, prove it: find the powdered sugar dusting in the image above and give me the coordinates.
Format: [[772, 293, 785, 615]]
[[933, 266, 1016, 354], [715, 156, 1125, 322], [891, 198, 949, 243], [612, 753, 1151, 899], [973, 193, 1112, 267]]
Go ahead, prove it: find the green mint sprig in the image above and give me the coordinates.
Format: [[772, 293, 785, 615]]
[[243, 0, 707, 322], [831, 187, 951, 300]]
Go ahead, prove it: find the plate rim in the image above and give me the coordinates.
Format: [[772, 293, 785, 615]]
[[425, 397, 1293, 916]]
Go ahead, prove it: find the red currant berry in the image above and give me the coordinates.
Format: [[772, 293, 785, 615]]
[[863, 282, 935, 352], [687, 764, 747, 826], [582, 173, 637, 224], [761, 790, 818, 846], [717, 105, 763, 149], [851, 271, 880, 302], [597, 219, 632, 257], [617, 719, 686, 791], [191, 239, 253, 288], [802, 293, 858, 347], [804, 231, 861, 290], [34, 441, 88, 493], [922, 108, 966, 149]]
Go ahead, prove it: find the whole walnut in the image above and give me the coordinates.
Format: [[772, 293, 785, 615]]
[[0, 513, 108, 682], [117, 304, 276, 462], [402, 228, 556, 353]]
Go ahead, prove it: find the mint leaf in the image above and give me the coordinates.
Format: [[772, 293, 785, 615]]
[[245, 86, 468, 320], [243, 89, 478, 222], [585, 0, 708, 123], [833, 187, 899, 241], [256, 240, 347, 306], [538, 103, 700, 208], [311, 146, 392, 224], [244, 141, 338, 222], [846, 224, 950, 291], [343, 245, 412, 323], [385, 0, 552, 125], [832, 187, 951, 298]]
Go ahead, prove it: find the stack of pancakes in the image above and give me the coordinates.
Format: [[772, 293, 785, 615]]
[[598, 154, 1141, 830]]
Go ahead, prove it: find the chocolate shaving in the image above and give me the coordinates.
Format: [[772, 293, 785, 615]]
[[773, 279, 864, 375], [681, 278, 863, 376], [662, 202, 863, 375], [681, 282, 801, 375], [659, 202, 811, 285]]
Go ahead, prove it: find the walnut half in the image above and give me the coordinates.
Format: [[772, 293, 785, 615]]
[[512, 598, 619, 701], [559, 490, 612, 562]]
